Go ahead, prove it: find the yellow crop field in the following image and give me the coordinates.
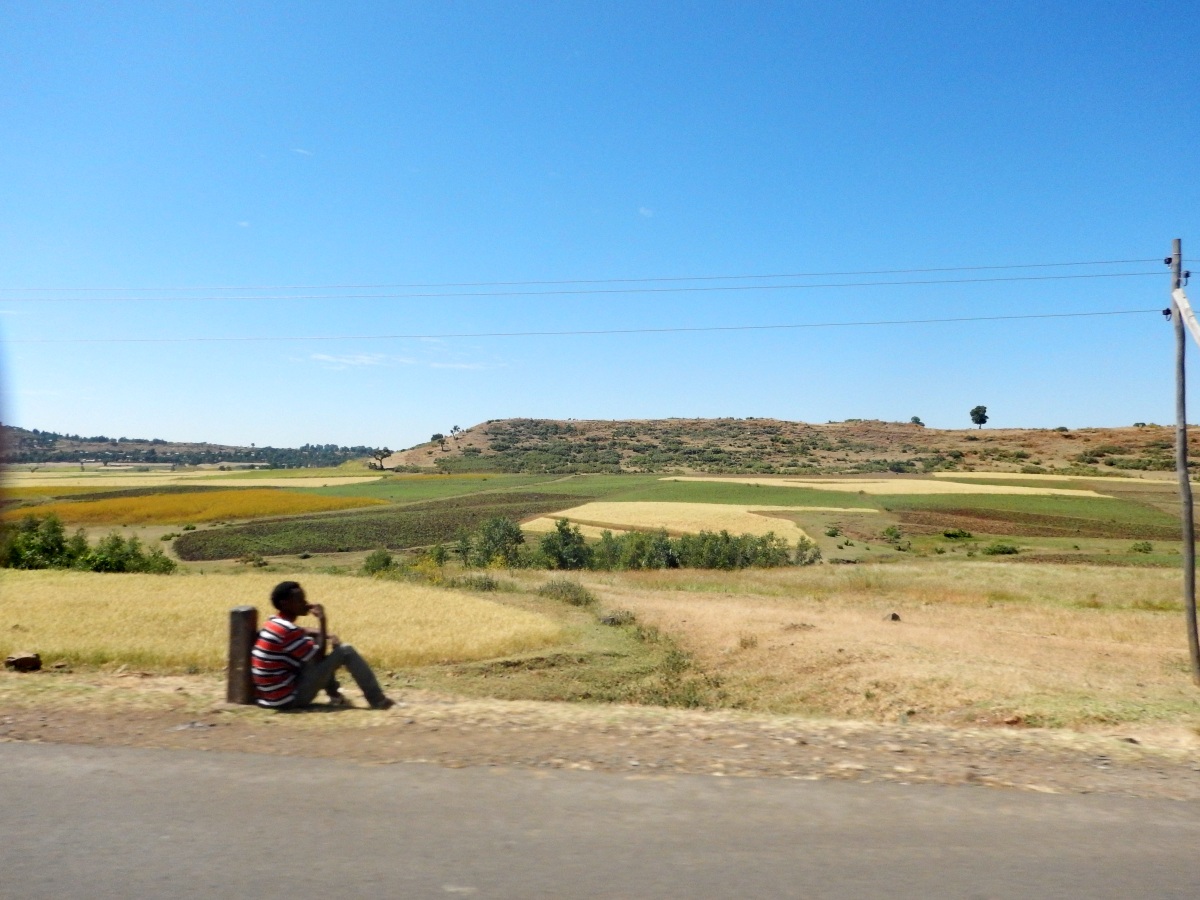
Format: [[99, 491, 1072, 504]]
[[522, 518, 628, 539], [180, 477, 383, 488], [0, 570, 565, 671], [2, 469, 383, 489], [523, 501, 812, 541], [0, 488, 386, 526], [932, 471, 1175, 483], [665, 476, 1105, 498]]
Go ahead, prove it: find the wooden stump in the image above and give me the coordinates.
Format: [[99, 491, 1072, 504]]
[[227, 606, 258, 705]]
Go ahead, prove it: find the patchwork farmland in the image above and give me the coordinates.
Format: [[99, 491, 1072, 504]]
[[4, 418, 1200, 737]]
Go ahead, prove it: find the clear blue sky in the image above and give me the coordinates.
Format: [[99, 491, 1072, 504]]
[[1, 2, 1196, 450]]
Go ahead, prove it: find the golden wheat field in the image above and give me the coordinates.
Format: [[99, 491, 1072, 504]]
[[0, 570, 564, 671], [522, 501, 813, 541], [2, 470, 382, 489], [521, 518, 628, 539], [0, 489, 386, 526], [664, 476, 1106, 497]]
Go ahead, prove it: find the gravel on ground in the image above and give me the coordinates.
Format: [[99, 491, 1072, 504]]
[[3, 673, 1199, 800]]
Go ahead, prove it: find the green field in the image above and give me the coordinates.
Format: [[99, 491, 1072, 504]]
[[8, 468, 1193, 566], [883, 492, 1179, 540], [165, 472, 1193, 561], [307, 473, 565, 502], [172, 491, 590, 560]]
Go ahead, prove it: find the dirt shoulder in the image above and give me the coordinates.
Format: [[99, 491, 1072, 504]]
[[2, 672, 1199, 800]]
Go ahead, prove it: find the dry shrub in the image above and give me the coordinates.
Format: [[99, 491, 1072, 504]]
[[537, 579, 597, 607]]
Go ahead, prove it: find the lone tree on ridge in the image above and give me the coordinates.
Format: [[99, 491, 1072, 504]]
[[370, 447, 392, 470], [969, 406, 988, 429]]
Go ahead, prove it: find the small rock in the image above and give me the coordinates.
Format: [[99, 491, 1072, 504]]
[[4, 652, 41, 672], [1003, 715, 1023, 726], [1119, 736, 1140, 744], [885, 612, 901, 622]]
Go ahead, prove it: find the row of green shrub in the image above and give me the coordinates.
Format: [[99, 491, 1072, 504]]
[[424, 517, 822, 571], [0, 514, 177, 574]]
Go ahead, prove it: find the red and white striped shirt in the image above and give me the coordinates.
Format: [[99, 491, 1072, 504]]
[[251, 615, 319, 707]]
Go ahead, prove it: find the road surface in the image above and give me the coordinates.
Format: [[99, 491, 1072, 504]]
[[2, 742, 1198, 898]]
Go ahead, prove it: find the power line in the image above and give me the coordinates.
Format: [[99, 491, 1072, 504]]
[[0, 257, 1161, 292], [1, 308, 1160, 345], [0, 270, 1163, 303]]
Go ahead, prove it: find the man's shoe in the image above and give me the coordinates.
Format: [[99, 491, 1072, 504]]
[[370, 697, 396, 711]]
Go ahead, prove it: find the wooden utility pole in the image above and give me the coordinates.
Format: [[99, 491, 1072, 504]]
[[1170, 238, 1200, 685]]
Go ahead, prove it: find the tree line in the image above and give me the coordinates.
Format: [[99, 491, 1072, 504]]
[[427, 517, 823, 571]]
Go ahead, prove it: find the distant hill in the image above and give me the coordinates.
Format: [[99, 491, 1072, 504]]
[[5, 418, 1190, 477], [0, 425, 374, 469], [391, 417, 1192, 477]]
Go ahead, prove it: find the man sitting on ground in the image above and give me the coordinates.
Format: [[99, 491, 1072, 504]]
[[251, 580, 395, 711]]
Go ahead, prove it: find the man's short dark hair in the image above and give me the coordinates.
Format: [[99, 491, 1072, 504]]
[[270, 580, 303, 610]]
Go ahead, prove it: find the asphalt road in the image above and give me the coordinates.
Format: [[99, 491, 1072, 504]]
[[2, 742, 1198, 899]]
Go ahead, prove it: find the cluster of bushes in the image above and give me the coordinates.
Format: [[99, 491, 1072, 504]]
[[449, 517, 821, 571], [980, 541, 1020, 556], [0, 514, 177, 573]]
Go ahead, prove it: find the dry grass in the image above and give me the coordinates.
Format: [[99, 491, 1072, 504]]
[[2, 470, 382, 489], [2, 485, 115, 499], [933, 472, 1176, 483], [523, 501, 812, 541], [0, 488, 386, 525], [577, 562, 1200, 729], [175, 477, 383, 488], [0, 570, 564, 671], [666, 476, 1105, 498], [5, 472, 205, 489]]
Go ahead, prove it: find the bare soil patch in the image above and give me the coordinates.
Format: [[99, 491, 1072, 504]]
[[3, 673, 1200, 800], [895, 507, 1181, 540]]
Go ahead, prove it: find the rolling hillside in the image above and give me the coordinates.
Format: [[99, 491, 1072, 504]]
[[391, 417, 1195, 477]]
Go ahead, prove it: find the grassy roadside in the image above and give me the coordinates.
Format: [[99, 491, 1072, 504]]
[[0, 567, 715, 712], [2, 559, 1199, 733]]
